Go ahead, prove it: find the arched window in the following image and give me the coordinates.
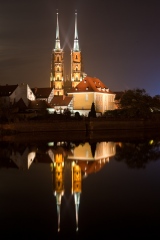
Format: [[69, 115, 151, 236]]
[[76, 65, 78, 71]]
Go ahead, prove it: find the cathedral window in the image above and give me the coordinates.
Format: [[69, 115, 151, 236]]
[[76, 54, 78, 59]]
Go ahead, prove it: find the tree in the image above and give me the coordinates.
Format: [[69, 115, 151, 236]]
[[88, 102, 96, 118], [151, 95, 160, 111], [63, 108, 71, 117], [75, 111, 81, 119], [119, 88, 152, 118]]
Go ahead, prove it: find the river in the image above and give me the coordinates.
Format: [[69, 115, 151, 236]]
[[0, 134, 160, 239]]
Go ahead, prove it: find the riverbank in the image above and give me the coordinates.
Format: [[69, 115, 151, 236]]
[[1, 118, 160, 133], [1, 118, 160, 142]]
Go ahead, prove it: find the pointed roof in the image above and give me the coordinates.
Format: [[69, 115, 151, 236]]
[[55, 193, 63, 232], [74, 192, 81, 231], [0, 84, 18, 97], [54, 11, 61, 50], [73, 10, 80, 51], [50, 96, 72, 107], [31, 87, 54, 99], [28, 100, 51, 110], [68, 76, 114, 94]]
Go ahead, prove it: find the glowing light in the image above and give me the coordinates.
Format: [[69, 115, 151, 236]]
[[149, 140, 154, 145]]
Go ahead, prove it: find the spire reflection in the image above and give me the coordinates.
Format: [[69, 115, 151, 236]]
[[49, 141, 116, 232]]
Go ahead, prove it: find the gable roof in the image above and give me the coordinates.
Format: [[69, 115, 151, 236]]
[[50, 96, 72, 107], [0, 85, 18, 97], [68, 76, 114, 94], [31, 87, 54, 98], [28, 100, 51, 110]]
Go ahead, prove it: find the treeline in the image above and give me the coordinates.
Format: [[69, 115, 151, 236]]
[[103, 88, 160, 119]]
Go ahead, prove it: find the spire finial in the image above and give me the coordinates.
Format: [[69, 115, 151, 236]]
[[55, 10, 61, 50], [73, 10, 79, 51]]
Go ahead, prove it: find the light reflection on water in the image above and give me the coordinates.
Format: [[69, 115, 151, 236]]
[[0, 138, 160, 238]]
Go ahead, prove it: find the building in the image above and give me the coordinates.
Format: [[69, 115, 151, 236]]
[[31, 87, 54, 103], [50, 11, 64, 95], [50, 11, 86, 96], [50, 140, 116, 231], [0, 83, 35, 108], [0, 12, 116, 116], [49, 11, 116, 115], [67, 76, 115, 116], [49, 95, 73, 114]]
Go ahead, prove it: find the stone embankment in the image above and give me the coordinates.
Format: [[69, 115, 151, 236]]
[[0, 118, 160, 135], [87, 118, 160, 131]]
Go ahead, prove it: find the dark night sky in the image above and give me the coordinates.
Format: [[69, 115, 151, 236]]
[[0, 0, 160, 96]]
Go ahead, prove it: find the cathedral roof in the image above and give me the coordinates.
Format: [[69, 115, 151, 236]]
[[68, 76, 115, 94]]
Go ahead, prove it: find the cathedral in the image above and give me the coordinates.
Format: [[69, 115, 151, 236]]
[[50, 11, 86, 96], [0, 11, 115, 116], [49, 11, 115, 115]]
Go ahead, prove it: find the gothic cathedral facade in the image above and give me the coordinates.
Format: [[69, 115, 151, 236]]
[[50, 11, 85, 96]]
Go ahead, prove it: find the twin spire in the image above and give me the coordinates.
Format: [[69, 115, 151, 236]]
[[54, 10, 79, 51], [73, 10, 80, 51], [55, 11, 61, 50]]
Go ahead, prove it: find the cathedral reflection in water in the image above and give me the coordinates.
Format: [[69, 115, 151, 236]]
[[6, 141, 116, 232], [48, 141, 116, 232]]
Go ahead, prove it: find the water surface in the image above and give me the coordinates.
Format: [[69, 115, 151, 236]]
[[0, 137, 160, 239]]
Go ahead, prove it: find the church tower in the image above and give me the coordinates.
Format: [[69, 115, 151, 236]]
[[50, 11, 64, 95], [52, 153, 64, 232], [71, 161, 82, 231], [71, 11, 84, 88]]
